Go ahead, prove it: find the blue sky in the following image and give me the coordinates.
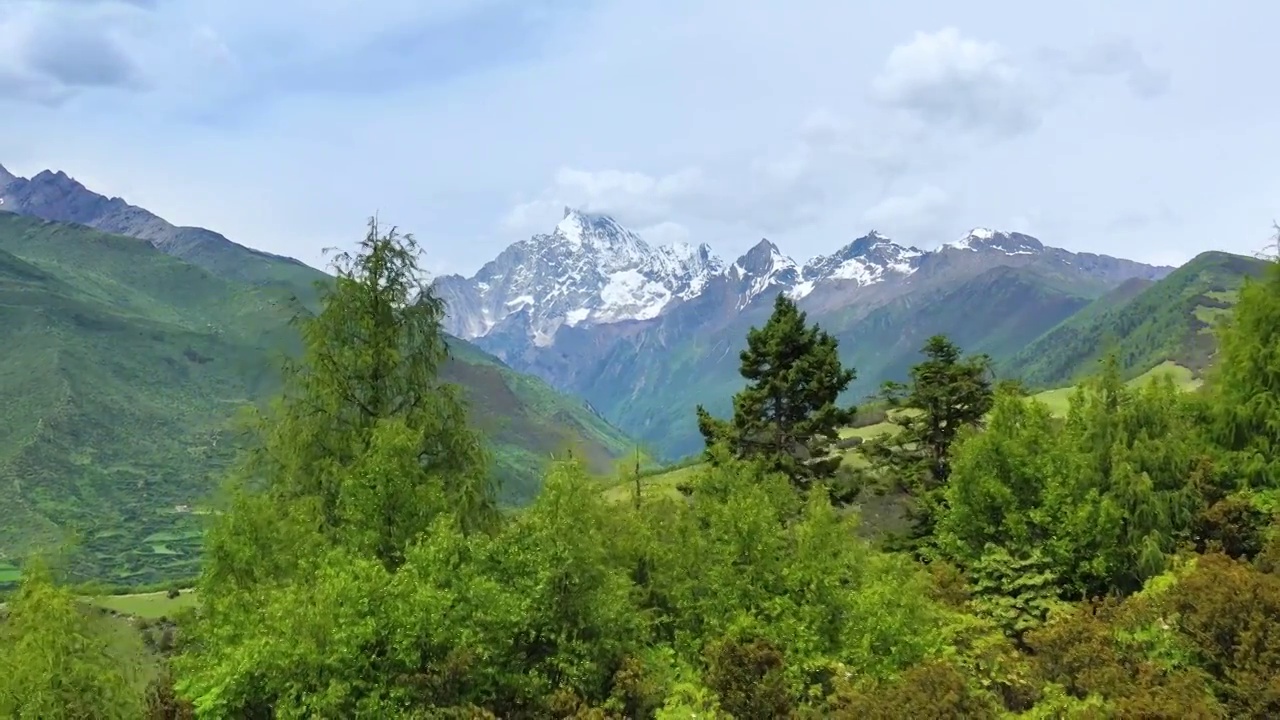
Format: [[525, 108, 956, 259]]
[[1, 0, 1277, 276]]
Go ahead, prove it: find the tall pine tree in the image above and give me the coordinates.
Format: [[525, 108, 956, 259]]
[[697, 293, 855, 486], [861, 335, 994, 538]]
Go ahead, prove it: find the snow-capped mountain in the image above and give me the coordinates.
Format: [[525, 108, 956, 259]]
[[788, 231, 924, 300], [941, 227, 1043, 255], [434, 208, 723, 345], [725, 239, 801, 309], [439, 210, 1171, 353]]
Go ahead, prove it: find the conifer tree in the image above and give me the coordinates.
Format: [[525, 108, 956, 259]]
[[696, 293, 856, 486], [862, 335, 994, 537], [224, 216, 495, 571], [1209, 224, 1280, 489]]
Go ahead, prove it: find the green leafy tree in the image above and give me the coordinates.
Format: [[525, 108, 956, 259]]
[[940, 357, 1212, 602], [1046, 357, 1209, 596], [935, 387, 1062, 566], [696, 293, 856, 487], [0, 562, 147, 719], [861, 335, 994, 537]]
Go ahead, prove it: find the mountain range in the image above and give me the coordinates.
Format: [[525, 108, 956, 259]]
[[435, 207, 1175, 458], [2, 160, 1268, 584], [0, 164, 632, 584]]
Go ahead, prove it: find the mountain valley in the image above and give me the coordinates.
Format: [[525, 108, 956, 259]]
[[436, 208, 1185, 458], [0, 161, 1269, 581], [0, 167, 632, 584]]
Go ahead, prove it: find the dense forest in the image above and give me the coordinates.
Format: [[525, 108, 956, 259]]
[[3, 220, 1280, 719]]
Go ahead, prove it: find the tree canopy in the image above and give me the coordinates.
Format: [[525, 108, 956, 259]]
[[5, 224, 1280, 718], [697, 293, 856, 486], [860, 334, 994, 538]]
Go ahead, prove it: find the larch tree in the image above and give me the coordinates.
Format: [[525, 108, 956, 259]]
[[0, 562, 147, 719], [211, 216, 496, 576], [177, 217, 500, 716], [696, 293, 856, 487]]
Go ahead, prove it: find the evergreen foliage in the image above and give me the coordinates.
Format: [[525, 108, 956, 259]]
[[861, 334, 994, 537], [696, 293, 856, 486], [1209, 247, 1280, 490], [6, 223, 1280, 718]]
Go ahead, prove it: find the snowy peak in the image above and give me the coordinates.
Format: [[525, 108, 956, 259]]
[[550, 208, 648, 263], [438, 213, 1161, 352], [734, 239, 797, 278], [789, 230, 924, 299], [945, 227, 1043, 256], [0, 163, 15, 188], [656, 241, 724, 295], [437, 208, 727, 344], [727, 239, 801, 308]]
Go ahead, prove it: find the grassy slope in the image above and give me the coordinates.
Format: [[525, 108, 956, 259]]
[[1002, 251, 1269, 388], [0, 213, 630, 585], [90, 590, 198, 619]]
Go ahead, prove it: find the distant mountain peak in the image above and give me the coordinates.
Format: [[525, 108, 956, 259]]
[[724, 239, 800, 308], [788, 231, 924, 299], [31, 169, 76, 186], [437, 210, 727, 344], [0, 163, 310, 276], [945, 227, 1043, 256], [734, 238, 794, 275], [839, 230, 919, 258], [549, 208, 645, 255]]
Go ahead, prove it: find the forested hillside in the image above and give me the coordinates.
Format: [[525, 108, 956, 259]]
[[1003, 251, 1270, 387], [4, 223, 1278, 719], [0, 213, 631, 584]]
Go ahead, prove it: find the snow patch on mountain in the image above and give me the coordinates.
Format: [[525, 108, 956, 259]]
[[787, 231, 924, 300], [438, 209, 1135, 350], [727, 239, 802, 309], [944, 227, 1043, 255], [435, 208, 725, 345]]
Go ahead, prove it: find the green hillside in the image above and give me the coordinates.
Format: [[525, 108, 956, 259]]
[[832, 265, 1096, 399], [0, 212, 630, 584], [603, 265, 1100, 461], [1003, 251, 1269, 388]]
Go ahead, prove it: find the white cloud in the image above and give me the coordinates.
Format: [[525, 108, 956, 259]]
[[502, 166, 705, 234], [3, 0, 1270, 275], [502, 107, 882, 242], [871, 28, 1043, 137], [1054, 37, 1171, 98], [862, 185, 954, 239], [503, 26, 1180, 254], [637, 221, 692, 247], [0, 0, 154, 104]]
